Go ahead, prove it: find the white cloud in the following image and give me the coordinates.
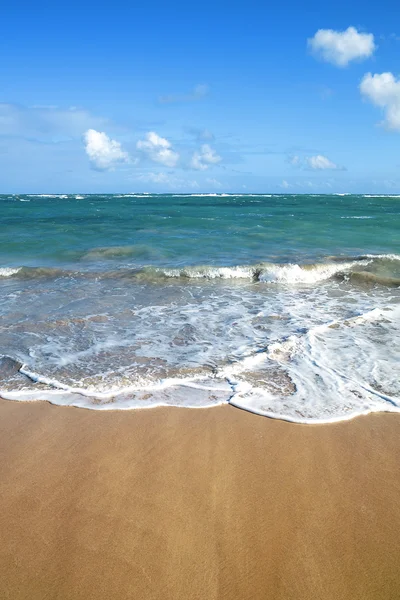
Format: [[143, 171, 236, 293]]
[[281, 180, 291, 188], [383, 179, 397, 188], [190, 144, 221, 170], [196, 128, 214, 141], [84, 129, 130, 171], [308, 27, 375, 67], [138, 172, 172, 184], [288, 154, 344, 170], [360, 72, 400, 130], [205, 177, 222, 187], [137, 172, 199, 188], [305, 155, 340, 170], [288, 155, 301, 166], [136, 132, 179, 167], [159, 84, 209, 104]]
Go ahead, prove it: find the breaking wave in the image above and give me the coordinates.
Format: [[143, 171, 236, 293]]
[[1, 254, 400, 286], [0, 267, 22, 277], [149, 261, 359, 283]]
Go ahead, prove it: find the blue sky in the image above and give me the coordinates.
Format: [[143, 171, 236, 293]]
[[1, 0, 400, 193]]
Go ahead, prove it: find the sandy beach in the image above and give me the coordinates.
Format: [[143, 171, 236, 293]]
[[1, 399, 400, 600]]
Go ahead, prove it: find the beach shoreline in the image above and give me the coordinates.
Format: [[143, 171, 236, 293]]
[[1, 398, 400, 599]]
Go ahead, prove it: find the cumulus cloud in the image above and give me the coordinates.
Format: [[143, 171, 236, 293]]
[[305, 155, 341, 170], [281, 180, 291, 188], [360, 72, 400, 130], [159, 84, 209, 104], [136, 132, 179, 167], [138, 172, 172, 184], [205, 177, 222, 187], [190, 144, 221, 170], [137, 172, 199, 188], [84, 129, 130, 171], [308, 27, 375, 67], [288, 154, 344, 170]]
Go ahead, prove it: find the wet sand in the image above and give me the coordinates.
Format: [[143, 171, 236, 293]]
[[1, 399, 400, 599]]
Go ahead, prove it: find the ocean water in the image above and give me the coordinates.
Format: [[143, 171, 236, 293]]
[[0, 192, 399, 423]]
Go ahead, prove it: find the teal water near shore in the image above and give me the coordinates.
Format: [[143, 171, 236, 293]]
[[1, 193, 400, 269], [0, 193, 399, 422]]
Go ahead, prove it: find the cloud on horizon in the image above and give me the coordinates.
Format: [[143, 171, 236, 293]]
[[136, 171, 200, 188], [289, 154, 345, 171]]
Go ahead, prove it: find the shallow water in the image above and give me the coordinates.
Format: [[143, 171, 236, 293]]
[[0, 193, 399, 422]]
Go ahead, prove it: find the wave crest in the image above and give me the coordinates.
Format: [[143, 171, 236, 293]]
[[2, 254, 399, 286], [0, 267, 22, 277]]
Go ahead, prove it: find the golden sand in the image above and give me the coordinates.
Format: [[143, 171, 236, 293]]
[[0, 399, 400, 599]]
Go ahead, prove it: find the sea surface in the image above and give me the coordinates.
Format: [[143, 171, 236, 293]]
[[0, 193, 399, 423]]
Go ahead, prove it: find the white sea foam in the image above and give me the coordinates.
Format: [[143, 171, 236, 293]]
[[159, 265, 256, 279], [3, 303, 399, 422], [171, 193, 275, 198], [227, 305, 400, 423], [2, 368, 232, 410], [0, 267, 21, 277], [190, 193, 230, 197], [362, 194, 400, 198], [27, 194, 69, 198], [362, 253, 400, 261], [257, 261, 359, 283], [1, 257, 399, 424], [340, 216, 374, 219]]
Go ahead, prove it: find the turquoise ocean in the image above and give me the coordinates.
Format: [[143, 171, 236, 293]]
[[0, 193, 399, 422]]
